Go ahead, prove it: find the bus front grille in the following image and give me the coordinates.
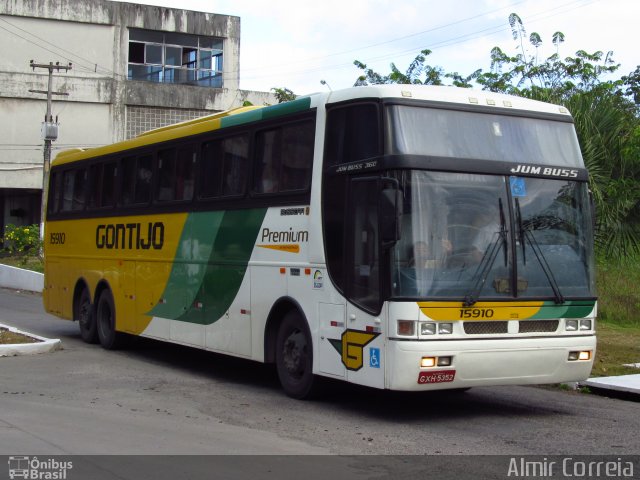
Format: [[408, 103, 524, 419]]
[[518, 320, 559, 333], [463, 321, 508, 335]]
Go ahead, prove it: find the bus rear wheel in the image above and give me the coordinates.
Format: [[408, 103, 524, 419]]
[[75, 287, 97, 344], [276, 311, 317, 399], [96, 289, 126, 350]]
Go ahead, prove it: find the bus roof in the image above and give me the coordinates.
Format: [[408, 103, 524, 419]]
[[318, 85, 571, 117], [52, 85, 571, 166]]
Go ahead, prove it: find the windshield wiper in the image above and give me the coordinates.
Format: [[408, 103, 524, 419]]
[[515, 199, 565, 304], [463, 199, 508, 307]]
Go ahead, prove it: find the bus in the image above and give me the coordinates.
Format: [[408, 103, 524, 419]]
[[43, 85, 596, 398]]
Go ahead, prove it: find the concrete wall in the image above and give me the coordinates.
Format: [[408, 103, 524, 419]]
[[0, 264, 44, 293]]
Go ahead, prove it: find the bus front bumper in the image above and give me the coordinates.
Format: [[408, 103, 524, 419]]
[[386, 335, 596, 391]]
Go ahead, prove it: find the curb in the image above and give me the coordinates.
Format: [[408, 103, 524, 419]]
[[0, 323, 62, 357]]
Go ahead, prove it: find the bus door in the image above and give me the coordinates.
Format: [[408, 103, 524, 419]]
[[344, 176, 387, 389]]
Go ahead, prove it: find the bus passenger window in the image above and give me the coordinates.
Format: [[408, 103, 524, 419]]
[[221, 135, 249, 196], [101, 163, 117, 207], [135, 155, 152, 204], [48, 171, 62, 214], [156, 148, 176, 202], [121, 156, 136, 205], [201, 141, 224, 198], [254, 120, 314, 194], [255, 129, 280, 193], [281, 122, 313, 191], [61, 169, 87, 212], [176, 147, 195, 201]]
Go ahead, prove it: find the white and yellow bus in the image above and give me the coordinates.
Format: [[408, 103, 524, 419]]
[[44, 85, 596, 398]]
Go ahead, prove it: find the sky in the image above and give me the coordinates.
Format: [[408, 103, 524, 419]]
[[117, 0, 638, 95]]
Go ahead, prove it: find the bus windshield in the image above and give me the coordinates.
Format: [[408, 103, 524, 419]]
[[386, 105, 585, 167], [390, 171, 595, 301]]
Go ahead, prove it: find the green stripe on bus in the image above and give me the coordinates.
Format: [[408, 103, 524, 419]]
[[220, 97, 312, 129], [148, 208, 267, 324], [262, 97, 312, 119], [529, 300, 596, 319]]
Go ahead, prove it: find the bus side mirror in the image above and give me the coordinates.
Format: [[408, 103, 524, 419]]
[[380, 180, 402, 248]]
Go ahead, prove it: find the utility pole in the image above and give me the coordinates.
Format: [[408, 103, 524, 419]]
[[28, 60, 72, 236]]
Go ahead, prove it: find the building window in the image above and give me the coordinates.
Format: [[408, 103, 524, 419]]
[[128, 29, 223, 88]]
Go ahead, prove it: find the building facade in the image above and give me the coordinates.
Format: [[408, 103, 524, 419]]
[[0, 0, 275, 234]]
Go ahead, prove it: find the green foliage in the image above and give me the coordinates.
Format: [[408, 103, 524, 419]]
[[597, 256, 640, 327], [271, 87, 297, 103], [1, 224, 42, 256]]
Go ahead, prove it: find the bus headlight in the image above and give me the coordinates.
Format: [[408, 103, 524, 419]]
[[579, 319, 592, 331], [420, 322, 436, 335], [565, 319, 578, 331], [438, 323, 453, 334]]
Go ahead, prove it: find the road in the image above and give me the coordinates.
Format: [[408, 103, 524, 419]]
[[1, 288, 639, 478]]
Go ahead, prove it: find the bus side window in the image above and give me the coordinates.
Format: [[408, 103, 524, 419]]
[[281, 121, 313, 191], [325, 103, 381, 166], [254, 120, 314, 194], [48, 171, 63, 215], [135, 155, 153, 204], [176, 146, 195, 201], [201, 140, 224, 198], [121, 156, 137, 205], [221, 134, 249, 196], [61, 168, 87, 212], [156, 148, 176, 202], [101, 162, 117, 208], [254, 129, 280, 194]]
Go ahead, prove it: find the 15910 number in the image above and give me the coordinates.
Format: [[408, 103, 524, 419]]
[[459, 308, 494, 319]]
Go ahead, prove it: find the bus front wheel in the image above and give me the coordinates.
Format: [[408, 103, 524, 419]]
[[275, 311, 316, 399], [75, 287, 97, 344], [96, 289, 126, 350]]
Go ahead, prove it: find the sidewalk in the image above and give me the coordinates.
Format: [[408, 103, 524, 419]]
[[0, 322, 62, 357], [582, 375, 640, 396]]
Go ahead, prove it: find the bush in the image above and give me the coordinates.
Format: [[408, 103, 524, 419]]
[[1, 223, 42, 256]]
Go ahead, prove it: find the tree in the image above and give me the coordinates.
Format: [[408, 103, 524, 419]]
[[271, 87, 297, 103], [354, 49, 447, 86]]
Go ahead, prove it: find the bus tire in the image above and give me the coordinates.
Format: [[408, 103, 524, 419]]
[[275, 311, 317, 399], [96, 288, 126, 350], [75, 287, 97, 344]]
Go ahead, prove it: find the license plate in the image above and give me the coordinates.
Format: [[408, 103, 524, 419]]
[[417, 370, 456, 384]]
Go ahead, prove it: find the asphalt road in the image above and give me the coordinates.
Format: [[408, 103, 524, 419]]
[[1, 288, 639, 478]]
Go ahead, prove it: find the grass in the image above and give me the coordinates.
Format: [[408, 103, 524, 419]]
[[0, 327, 39, 345], [593, 322, 640, 377], [596, 256, 640, 328], [0, 253, 44, 273]]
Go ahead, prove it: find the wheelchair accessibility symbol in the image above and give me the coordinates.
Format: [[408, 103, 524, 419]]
[[369, 347, 380, 368]]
